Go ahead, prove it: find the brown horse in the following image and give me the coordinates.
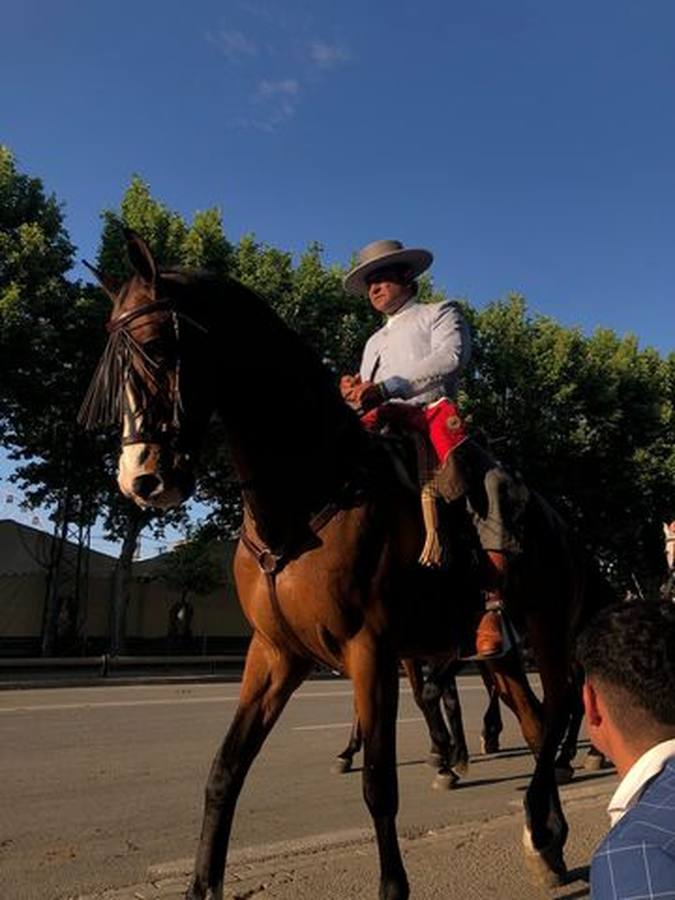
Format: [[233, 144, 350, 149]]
[[81, 230, 612, 900], [334, 659, 503, 788]]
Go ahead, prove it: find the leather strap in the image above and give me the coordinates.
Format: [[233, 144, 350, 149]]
[[240, 501, 341, 666]]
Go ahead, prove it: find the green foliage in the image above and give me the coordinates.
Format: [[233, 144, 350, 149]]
[[3, 147, 674, 604], [96, 175, 233, 281], [0, 146, 102, 525], [0, 145, 76, 416], [463, 295, 674, 586]]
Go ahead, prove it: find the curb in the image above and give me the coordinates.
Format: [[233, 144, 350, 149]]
[[148, 827, 375, 881], [147, 779, 614, 881]]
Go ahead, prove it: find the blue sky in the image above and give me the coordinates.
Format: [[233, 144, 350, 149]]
[[2, 0, 674, 553]]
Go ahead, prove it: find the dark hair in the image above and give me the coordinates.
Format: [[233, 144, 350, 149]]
[[576, 602, 675, 728]]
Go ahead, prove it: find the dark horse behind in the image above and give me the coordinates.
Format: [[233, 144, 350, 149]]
[[81, 230, 614, 900]]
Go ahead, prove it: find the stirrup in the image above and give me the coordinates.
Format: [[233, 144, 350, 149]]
[[458, 610, 517, 663]]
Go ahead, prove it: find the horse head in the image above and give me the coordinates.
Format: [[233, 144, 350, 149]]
[[79, 229, 214, 509], [664, 521, 675, 572]]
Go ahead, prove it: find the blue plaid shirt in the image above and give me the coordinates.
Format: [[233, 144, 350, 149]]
[[591, 757, 675, 899]]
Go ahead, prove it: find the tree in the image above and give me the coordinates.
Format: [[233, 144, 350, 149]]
[[156, 532, 224, 651], [463, 295, 675, 590], [0, 146, 106, 653]]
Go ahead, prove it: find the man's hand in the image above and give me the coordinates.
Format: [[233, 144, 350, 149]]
[[340, 373, 362, 404], [340, 374, 385, 413], [351, 380, 385, 413]]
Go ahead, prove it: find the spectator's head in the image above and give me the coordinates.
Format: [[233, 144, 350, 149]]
[[577, 602, 675, 775]]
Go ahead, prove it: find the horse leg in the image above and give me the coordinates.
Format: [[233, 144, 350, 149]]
[[553, 669, 584, 783], [561, 666, 608, 771], [402, 659, 439, 767], [347, 634, 409, 900], [436, 662, 470, 777], [487, 648, 568, 886], [487, 654, 544, 757], [478, 663, 503, 755], [334, 704, 362, 774], [521, 617, 574, 887], [186, 634, 312, 900], [402, 659, 457, 787]]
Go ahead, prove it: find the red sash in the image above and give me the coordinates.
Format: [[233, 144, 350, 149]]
[[361, 398, 467, 464]]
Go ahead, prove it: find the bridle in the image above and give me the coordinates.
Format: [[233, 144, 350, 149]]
[[79, 294, 208, 449]]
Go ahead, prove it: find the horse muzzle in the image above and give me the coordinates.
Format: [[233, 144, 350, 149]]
[[118, 443, 196, 509]]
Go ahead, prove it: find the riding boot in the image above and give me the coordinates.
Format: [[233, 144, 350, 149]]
[[475, 550, 509, 657]]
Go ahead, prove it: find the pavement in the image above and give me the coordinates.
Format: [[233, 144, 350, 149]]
[[73, 780, 611, 900]]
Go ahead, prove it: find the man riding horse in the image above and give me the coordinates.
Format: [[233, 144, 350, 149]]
[[340, 239, 528, 658]]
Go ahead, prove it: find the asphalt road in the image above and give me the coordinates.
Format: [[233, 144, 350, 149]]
[[0, 677, 617, 900]]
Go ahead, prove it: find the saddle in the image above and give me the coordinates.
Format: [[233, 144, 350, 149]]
[[366, 401, 497, 568]]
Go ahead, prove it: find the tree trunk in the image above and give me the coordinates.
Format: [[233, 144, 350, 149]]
[[41, 491, 72, 657], [109, 507, 148, 655]]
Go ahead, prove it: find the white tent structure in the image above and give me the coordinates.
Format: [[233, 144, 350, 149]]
[[0, 519, 249, 655]]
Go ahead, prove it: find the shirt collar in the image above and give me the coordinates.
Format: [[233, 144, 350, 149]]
[[384, 298, 417, 327], [607, 737, 675, 827]]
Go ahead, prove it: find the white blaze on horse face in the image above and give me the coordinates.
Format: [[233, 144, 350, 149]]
[[117, 384, 159, 498], [664, 522, 675, 570], [117, 384, 187, 509]]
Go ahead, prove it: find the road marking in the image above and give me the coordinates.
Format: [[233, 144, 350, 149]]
[[0, 690, 356, 713], [293, 716, 424, 731], [0, 681, 486, 714]]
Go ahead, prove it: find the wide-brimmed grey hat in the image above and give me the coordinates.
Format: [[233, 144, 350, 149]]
[[343, 239, 433, 296]]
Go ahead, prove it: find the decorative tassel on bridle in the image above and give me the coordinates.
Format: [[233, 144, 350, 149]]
[[78, 298, 203, 443]]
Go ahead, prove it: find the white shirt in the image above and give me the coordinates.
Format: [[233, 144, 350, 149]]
[[607, 737, 675, 827], [359, 299, 471, 406]]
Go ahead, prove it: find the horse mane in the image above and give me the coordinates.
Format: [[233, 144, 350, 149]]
[[161, 266, 373, 552]]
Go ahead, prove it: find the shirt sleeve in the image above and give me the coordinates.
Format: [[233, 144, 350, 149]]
[[381, 301, 471, 401]]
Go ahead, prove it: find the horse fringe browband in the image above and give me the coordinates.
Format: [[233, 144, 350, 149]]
[[77, 320, 175, 431]]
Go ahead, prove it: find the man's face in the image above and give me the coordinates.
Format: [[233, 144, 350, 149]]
[[366, 265, 413, 315]]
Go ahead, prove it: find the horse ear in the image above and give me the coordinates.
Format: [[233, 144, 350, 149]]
[[123, 227, 157, 285], [82, 260, 119, 303]]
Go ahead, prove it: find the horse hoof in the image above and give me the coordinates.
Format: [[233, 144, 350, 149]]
[[332, 757, 352, 774], [554, 765, 574, 785], [427, 752, 443, 770], [522, 831, 567, 888], [185, 880, 223, 900], [379, 874, 410, 900], [432, 770, 459, 790], [583, 751, 605, 771], [524, 851, 567, 887], [452, 758, 470, 777], [480, 736, 500, 755]]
